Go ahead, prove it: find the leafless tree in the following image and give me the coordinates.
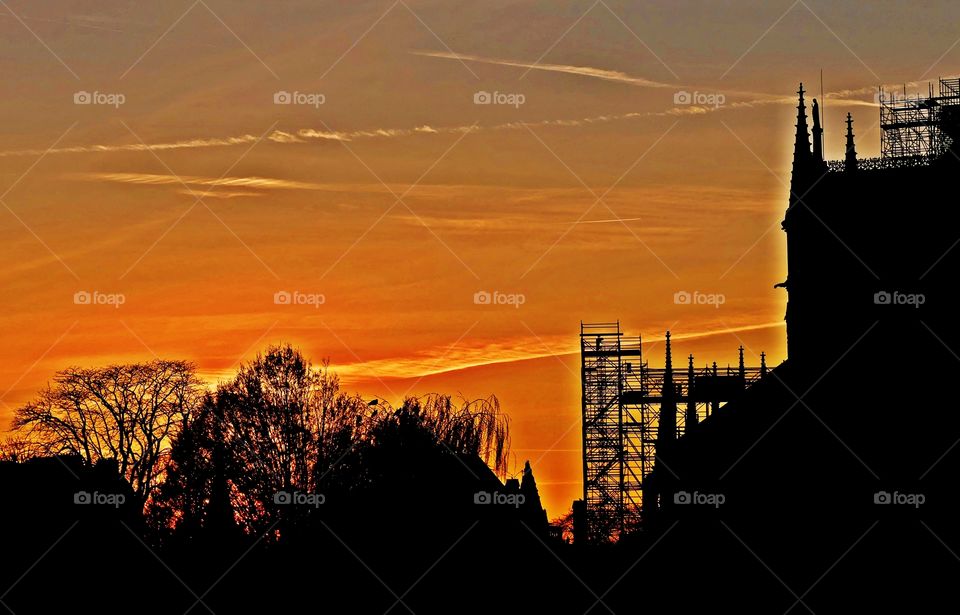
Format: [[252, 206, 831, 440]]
[[552, 509, 575, 544], [218, 344, 325, 532], [11, 360, 202, 503], [403, 394, 511, 476], [0, 435, 45, 462]]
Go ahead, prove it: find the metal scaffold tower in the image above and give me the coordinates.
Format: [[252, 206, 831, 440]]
[[580, 322, 642, 542], [581, 322, 767, 543], [880, 77, 960, 161]]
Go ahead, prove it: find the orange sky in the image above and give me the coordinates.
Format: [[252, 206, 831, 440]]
[[3, 0, 960, 516]]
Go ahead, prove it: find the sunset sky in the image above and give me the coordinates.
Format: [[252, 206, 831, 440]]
[[3, 0, 960, 516]]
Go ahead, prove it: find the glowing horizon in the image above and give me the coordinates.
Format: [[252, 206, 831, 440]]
[[4, 0, 960, 517]]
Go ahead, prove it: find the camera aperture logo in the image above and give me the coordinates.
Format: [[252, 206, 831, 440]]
[[274, 290, 325, 308], [74, 490, 126, 508], [874, 490, 924, 508], [873, 290, 925, 308], [274, 91, 326, 108], [273, 490, 326, 508], [875, 91, 916, 105], [673, 90, 725, 108], [473, 290, 525, 308], [473, 90, 526, 108], [74, 91, 126, 108], [74, 290, 125, 308], [674, 490, 725, 508], [474, 490, 525, 508], [674, 290, 725, 308]]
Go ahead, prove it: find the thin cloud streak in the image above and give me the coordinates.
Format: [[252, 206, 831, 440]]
[[0, 108, 743, 159], [67, 172, 348, 192], [337, 321, 785, 382], [574, 216, 645, 224], [412, 49, 678, 88], [0, 81, 898, 160], [66, 173, 540, 198]]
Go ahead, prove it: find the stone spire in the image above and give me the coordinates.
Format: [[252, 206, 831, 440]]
[[844, 112, 858, 172], [792, 83, 813, 183], [658, 332, 676, 444]]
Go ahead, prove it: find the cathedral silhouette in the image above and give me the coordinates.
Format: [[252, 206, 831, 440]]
[[587, 80, 960, 610]]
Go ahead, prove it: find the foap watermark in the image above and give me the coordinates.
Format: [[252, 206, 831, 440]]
[[473, 90, 526, 108], [673, 90, 725, 108], [875, 91, 919, 105], [874, 290, 925, 308], [74, 490, 126, 508], [274, 490, 326, 508], [674, 490, 725, 508], [74, 90, 126, 108], [274, 90, 326, 108], [474, 490, 525, 508], [874, 490, 925, 508], [74, 290, 125, 308], [274, 290, 325, 308], [473, 290, 525, 308], [674, 290, 725, 308]]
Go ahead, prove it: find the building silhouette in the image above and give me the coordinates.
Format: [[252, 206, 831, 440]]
[[577, 80, 960, 609]]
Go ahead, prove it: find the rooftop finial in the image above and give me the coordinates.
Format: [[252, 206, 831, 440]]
[[792, 83, 813, 184], [845, 112, 858, 172], [664, 331, 673, 386], [659, 332, 677, 442]]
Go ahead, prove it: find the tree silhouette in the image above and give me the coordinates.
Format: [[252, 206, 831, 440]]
[[373, 394, 510, 475], [11, 360, 201, 504], [219, 344, 359, 533], [145, 345, 512, 541], [147, 392, 234, 546], [0, 434, 45, 462], [148, 345, 371, 538], [552, 509, 575, 544]]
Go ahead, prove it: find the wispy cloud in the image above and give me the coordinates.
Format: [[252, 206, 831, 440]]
[[299, 125, 441, 140], [336, 321, 785, 382], [176, 190, 262, 199], [64, 172, 509, 197], [0, 79, 903, 160], [412, 49, 677, 89], [67, 172, 338, 192], [0, 12, 131, 33], [573, 216, 645, 224], [0, 135, 271, 158], [0, 127, 431, 158], [411, 49, 886, 110]]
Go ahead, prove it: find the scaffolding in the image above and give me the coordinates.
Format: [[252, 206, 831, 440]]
[[580, 322, 639, 542], [581, 321, 766, 543], [879, 77, 960, 161]]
